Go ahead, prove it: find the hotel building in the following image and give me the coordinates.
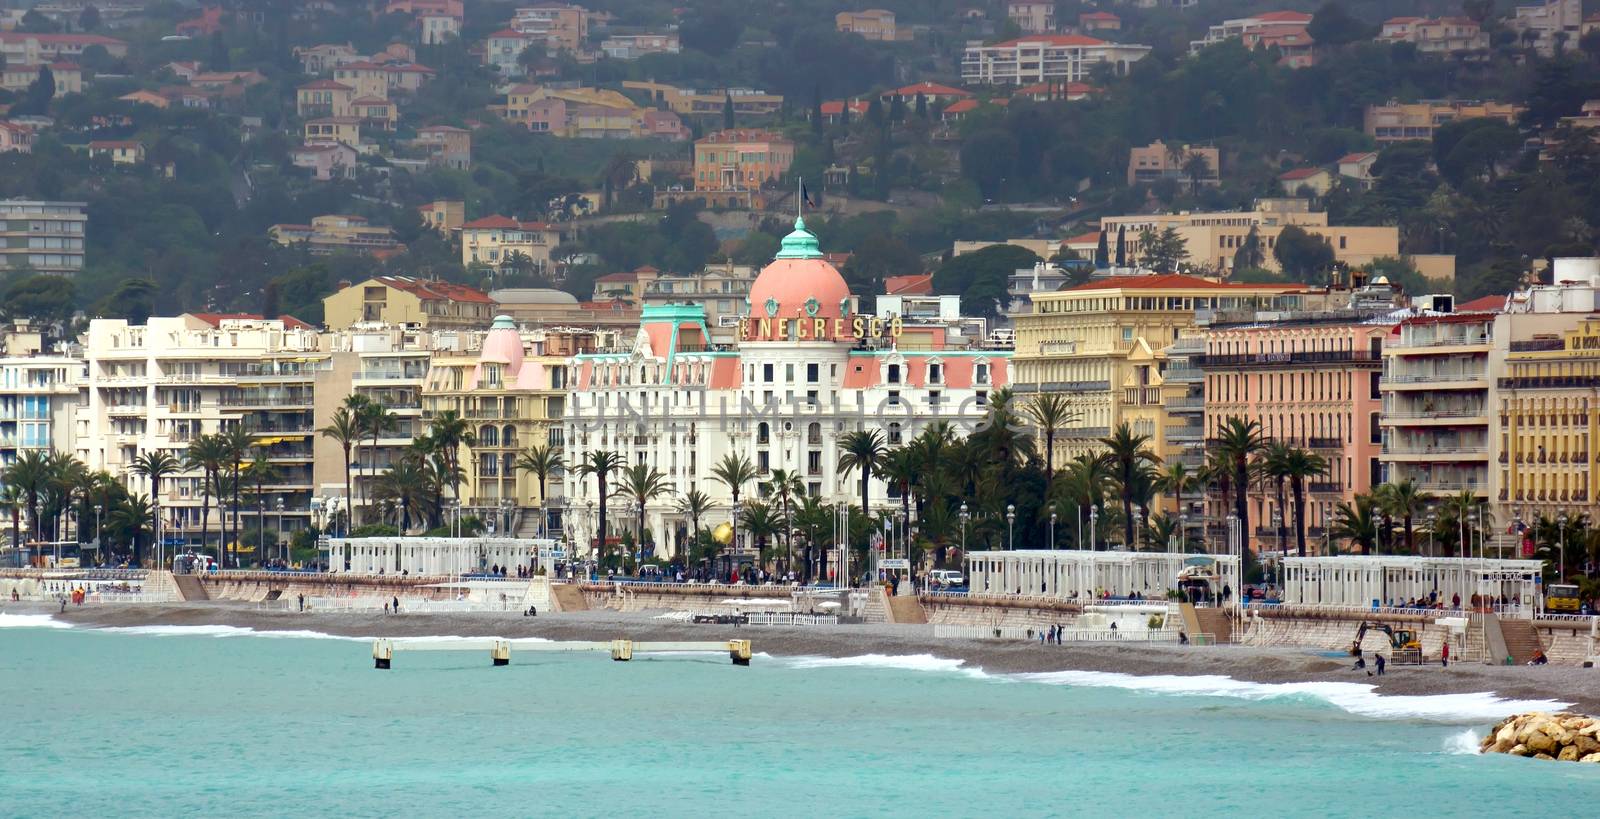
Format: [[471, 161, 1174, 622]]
[[0, 199, 87, 275], [962, 35, 1150, 85]]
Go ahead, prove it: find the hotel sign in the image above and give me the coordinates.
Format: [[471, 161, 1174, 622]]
[[738, 315, 904, 342]]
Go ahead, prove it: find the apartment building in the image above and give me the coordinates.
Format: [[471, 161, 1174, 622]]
[[641, 263, 756, 337], [693, 129, 794, 192], [1010, 274, 1305, 467], [1127, 140, 1220, 187], [1007, 1, 1056, 34], [485, 28, 536, 75], [417, 199, 464, 235], [322, 276, 497, 331], [1099, 203, 1407, 276], [412, 125, 471, 169], [600, 32, 680, 58], [313, 324, 445, 528], [1190, 10, 1311, 53], [1364, 100, 1524, 143], [81, 315, 327, 545], [296, 79, 355, 118], [421, 317, 575, 536], [622, 81, 785, 118], [0, 121, 35, 154], [0, 32, 128, 64], [459, 216, 569, 273], [835, 9, 897, 41], [268, 215, 398, 256], [962, 35, 1151, 85], [0, 199, 87, 275], [1202, 309, 1398, 554], [0, 348, 84, 470], [511, 3, 589, 54], [1509, 0, 1582, 57], [1382, 310, 1498, 504], [1377, 17, 1489, 54]]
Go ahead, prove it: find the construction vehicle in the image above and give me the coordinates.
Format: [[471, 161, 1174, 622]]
[[1546, 583, 1582, 614], [1350, 621, 1421, 656]]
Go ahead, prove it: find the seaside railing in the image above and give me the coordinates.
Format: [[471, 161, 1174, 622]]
[[85, 593, 176, 605], [932, 623, 1180, 642], [742, 612, 839, 626]]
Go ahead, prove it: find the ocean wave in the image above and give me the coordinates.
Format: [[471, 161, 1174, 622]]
[[0, 613, 72, 629], [1445, 729, 1484, 754], [1014, 670, 1571, 724], [782, 653, 992, 679], [98, 624, 552, 643]]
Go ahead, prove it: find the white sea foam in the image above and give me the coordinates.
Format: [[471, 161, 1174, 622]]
[[97, 624, 552, 643], [0, 613, 72, 629], [1014, 669, 1571, 723], [1445, 729, 1484, 754], [783, 653, 992, 679]]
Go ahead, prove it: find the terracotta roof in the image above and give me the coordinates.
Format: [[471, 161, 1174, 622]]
[[1455, 294, 1507, 313], [88, 140, 139, 149], [489, 28, 530, 38], [1384, 16, 1423, 24], [1337, 152, 1377, 164], [188, 312, 313, 329], [1064, 230, 1101, 245], [884, 273, 934, 295], [595, 272, 637, 283], [1061, 274, 1302, 293], [1080, 11, 1119, 20], [992, 34, 1108, 48], [1256, 11, 1313, 23], [0, 32, 125, 46], [462, 215, 521, 229], [892, 81, 969, 97], [820, 100, 869, 115], [942, 99, 980, 114], [374, 275, 494, 303], [1278, 167, 1326, 180]]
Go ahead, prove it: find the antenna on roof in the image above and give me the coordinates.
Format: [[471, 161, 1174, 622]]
[[797, 176, 803, 220]]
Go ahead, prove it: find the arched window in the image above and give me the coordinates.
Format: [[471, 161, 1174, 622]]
[[502, 425, 516, 448], [757, 422, 770, 444], [478, 425, 499, 446]]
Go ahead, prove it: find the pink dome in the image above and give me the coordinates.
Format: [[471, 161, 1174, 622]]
[[478, 315, 524, 371], [747, 217, 852, 323]]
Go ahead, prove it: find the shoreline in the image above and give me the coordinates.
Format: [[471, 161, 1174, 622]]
[[16, 602, 1600, 715]]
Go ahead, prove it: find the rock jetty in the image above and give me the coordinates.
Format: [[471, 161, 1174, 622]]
[[1480, 712, 1600, 762]]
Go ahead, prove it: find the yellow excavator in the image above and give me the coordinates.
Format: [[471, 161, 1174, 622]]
[[1350, 621, 1421, 656]]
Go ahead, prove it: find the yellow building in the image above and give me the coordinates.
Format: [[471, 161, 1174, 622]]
[[1364, 100, 1524, 143], [1011, 274, 1305, 466], [421, 317, 582, 535], [836, 9, 897, 41], [322, 275, 497, 330], [459, 216, 570, 273], [1496, 316, 1600, 517], [418, 199, 464, 235], [268, 215, 398, 256], [622, 80, 784, 117], [305, 116, 362, 146], [296, 79, 355, 117]]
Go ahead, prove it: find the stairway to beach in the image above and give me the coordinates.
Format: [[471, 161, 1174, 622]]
[[550, 583, 587, 612], [171, 573, 209, 602], [886, 595, 927, 624], [1189, 605, 1234, 643], [1498, 618, 1545, 665]]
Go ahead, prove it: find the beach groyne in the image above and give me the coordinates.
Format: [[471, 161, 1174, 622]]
[[1482, 712, 1600, 761]]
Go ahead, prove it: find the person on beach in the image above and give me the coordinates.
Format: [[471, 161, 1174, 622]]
[[384, 601, 390, 614], [1441, 641, 1449, 668], [1352, 651, 1365, 671], [1375, 654, 1386, 676], [392, 596, 400, 613], [297, 594, 304, 612]]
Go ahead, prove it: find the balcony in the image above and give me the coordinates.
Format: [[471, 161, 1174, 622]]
[[1307, 437, 1342, 449], [1123, 386, 1162, 406], [1508, 338, 1565, 352], [1308, 481, 1342, 494], [1163, 367, 1203, 382], [107, 404, 148, 416], [1498, 375, 1600, 390], [1195, 350, 1380, 368]]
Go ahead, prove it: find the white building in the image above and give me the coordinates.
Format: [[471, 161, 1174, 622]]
[[562, 218, 1012, 564], [965, 550, 1241, 603], [961, 35, 1150, 86], [1509, 0, 1582, 57], [82, 314, 326, 547], [0, 348, 84, 470], [1189, 10, 1312, 54], [1279, 556, 1541, 616]]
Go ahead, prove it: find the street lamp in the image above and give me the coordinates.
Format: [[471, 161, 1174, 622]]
[[1225, 511, 1240, 608], [1088, 506, 1098, 551], [1178, 513, 1189, 554], [1557, 510, 1568, 584], [1006, 503, 1016, 550], [959, 502, 969, 555], [276, 497, 285, 565], [1048, 502, 1056, 551]]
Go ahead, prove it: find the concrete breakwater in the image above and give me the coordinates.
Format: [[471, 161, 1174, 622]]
[[1481, 712, 1600, 762]]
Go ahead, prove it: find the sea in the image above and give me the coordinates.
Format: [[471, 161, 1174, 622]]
[[3, 612, 1599, 817]]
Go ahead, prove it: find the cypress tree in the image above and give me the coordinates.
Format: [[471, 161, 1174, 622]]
[[1115, 226, 1127, 268]]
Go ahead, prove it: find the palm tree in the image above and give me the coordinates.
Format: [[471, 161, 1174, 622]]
[[676, 487, 714, 566], [185, 434, 228, 560], [1158, 461, 1196, 546], [763, 467, 804, 574], [1375, 478, 1431, 556], [0, 483, 22, 549], [1439, 490, 1485, 558], [739, 499, 780, 567], [129, 449, 180, 559], [1278, 447, 1329, 557], [108, 494, 155, 562], [793, 495, 833, 581], [613, 462, 672, 559], [3, 449, 52, 543], [836, 430, 887, 529], [1024, 393, 1077, 480], [319, 406, 361, 536], [1143, 512, 1182, 552], [426, 409, 475, 505], [218, 425, 255, 567], [43, 453, 86, 542], [1101, 423, 1158, 550], [878, 447, 917, 540], [515, 442, 565, 537], [374, 456, 432, 533], [1056, 453, 1113, 549], [710, 452, 759, 553], [1330, 494, 1380, 556], [243, 453, 278, 561], [1214, 417, 1266, 555], [1260, 440, 1296, 554], [576, 450, 625, 567], [359, 401, 398, 484]]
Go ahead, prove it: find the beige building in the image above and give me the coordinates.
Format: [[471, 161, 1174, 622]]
[[296, 79, 355, 118], [1127, 140, 1219, 187], [417, 199, 464, 235], [622, 81, 784, 118], [1377, 16, 1489, 54], [460, 216, 570, 273], [323, 276, 497, 330], [1364, 100, 1524, 143], [268, 215, 398, 256], [1278, 167, 1334, 197], [1099, 202, 1415, 277], [693, 129, 794, 192], [1012, 276, 1307, 466], [511, 2, 590, 54], [962, 35, 1151, 85], [641, 262, 756, 339], [421, 317, 583, 535], [304, 116, 364, 147], [836, 9, 897, 41], [1007, 1, 1056, 33]]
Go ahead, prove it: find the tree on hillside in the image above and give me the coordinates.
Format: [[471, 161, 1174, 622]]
[[79, 4, 101, 30], [842, 234, 922, 295], [1274, 225, 1336, 283], [960, 129, 1019, 200], [1137, 226, 1189, 272], [19, 9, 60, 32], [680, 3, 742, 55], [1307, 2, 1372, 47], [92, 278, 158, 323], [19, 65, 55, 115], [1434, 118, 1522, 185], [1094, 231, 1109, 268], [1233, 225, 1266, 271], [1114, 226, 1127, 267], [932, 244, 1040, 318], [722, 92, 734, 130], [208, 32, 231, 71], [1, 274, 76, 326]]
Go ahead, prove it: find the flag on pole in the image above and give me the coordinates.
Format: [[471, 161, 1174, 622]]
[[801, 181, 816, 209]]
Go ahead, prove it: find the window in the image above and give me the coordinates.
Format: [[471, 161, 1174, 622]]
[[763, 363, 774, 382], [1368, 412, 1381, 444], [757, 422, 770, 444], [887, 364, 901, 384], [757, 451, 770, 474], [887, 390, 900, 405], [975, 363, 990, 385], [807, 451, 822, 475], [785, 363, 794, 382], [888, 422, 903, 445], [1369, 371, 1381, 399], [928, 363, 942, 383], [807, 363, 819, 383]]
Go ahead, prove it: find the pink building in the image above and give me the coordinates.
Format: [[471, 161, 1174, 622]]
[[1202, 315, 1397, 554]]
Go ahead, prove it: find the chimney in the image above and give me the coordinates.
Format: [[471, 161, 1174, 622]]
[[337, 279, 352, 290]]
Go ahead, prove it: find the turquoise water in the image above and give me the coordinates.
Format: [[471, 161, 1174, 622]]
[[3, 616, 1599, 817]]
